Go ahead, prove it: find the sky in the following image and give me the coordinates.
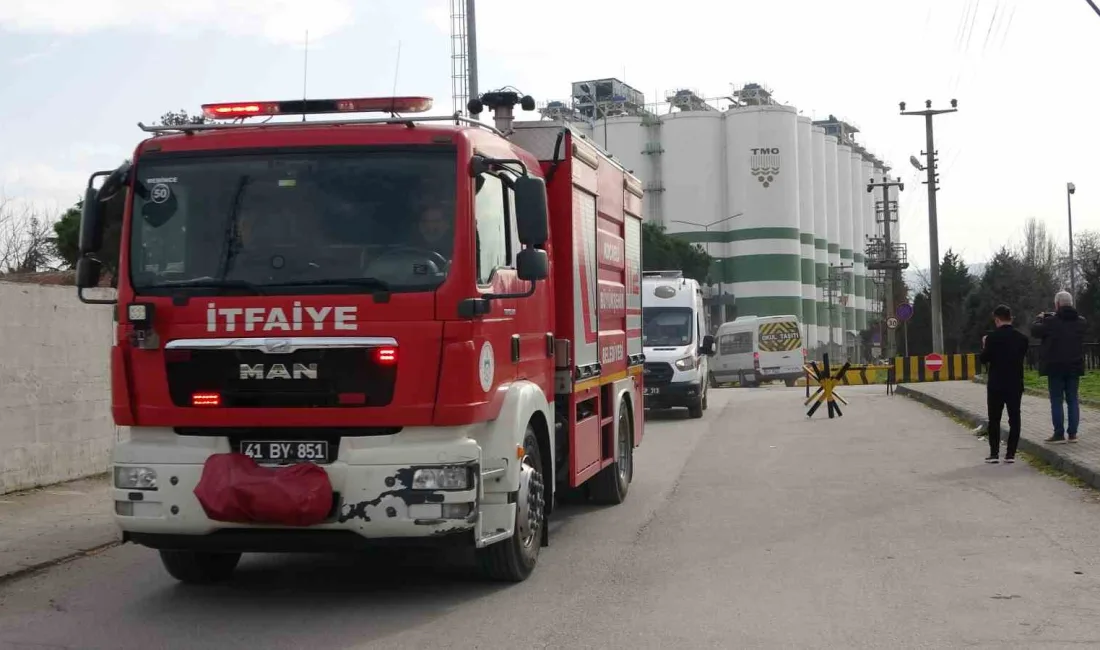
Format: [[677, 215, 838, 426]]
[[1, 0, 1097, 274]]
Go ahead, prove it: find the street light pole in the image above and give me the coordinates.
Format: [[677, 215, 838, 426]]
[[1068, 182, 1077, 298], [671, 213, 744, 326], [900, 99, 957, 355]]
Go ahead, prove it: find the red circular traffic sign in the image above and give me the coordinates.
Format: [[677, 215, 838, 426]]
[[925, 353, 944, 373]]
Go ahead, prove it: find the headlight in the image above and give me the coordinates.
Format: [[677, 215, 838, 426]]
[[674, 356, 696, 371], [115, 466, 157, 490], [412, 467, 470, 490]]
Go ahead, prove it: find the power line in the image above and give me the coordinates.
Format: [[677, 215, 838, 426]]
[[1087, 0, 1100, 18]]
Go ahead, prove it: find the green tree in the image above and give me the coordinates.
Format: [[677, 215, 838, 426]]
[[641, 222, 713, 283], [159, 109, 206, 126], [52, 202, 81, 268]]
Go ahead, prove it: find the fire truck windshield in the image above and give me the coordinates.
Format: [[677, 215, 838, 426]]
[[128, 148, 456, 295]]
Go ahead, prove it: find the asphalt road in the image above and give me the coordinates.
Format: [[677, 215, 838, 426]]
[[3, 386, 1100, 649]]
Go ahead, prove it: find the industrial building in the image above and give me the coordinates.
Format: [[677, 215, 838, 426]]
[[538, 79, 902, 362]]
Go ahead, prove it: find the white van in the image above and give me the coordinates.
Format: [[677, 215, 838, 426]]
[[710, 315, 806, 388], [641, 271, 716, 418]]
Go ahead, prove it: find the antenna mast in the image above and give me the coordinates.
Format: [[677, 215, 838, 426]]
[[301, 30, 309, 122]]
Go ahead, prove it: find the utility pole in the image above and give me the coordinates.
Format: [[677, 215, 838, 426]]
[[1068, 182, 1077, 297], [900, 99, 957, 355], [671, 213, 744, 326], [466, 0, 478, 102], [866, 175, 907, 359], [820, 262, 852, 361]]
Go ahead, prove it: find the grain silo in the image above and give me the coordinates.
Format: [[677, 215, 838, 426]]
[[796, 116, 817, 350], [850, 150, 866, 333], [811, 126, 829, 349], [724, 104, 803, 321], [661, 109, 728, 316], [836, 142, 855, 342], [824, 135, 842, 350]]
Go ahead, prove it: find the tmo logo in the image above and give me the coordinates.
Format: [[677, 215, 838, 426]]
[[750, 148, 780, 155]]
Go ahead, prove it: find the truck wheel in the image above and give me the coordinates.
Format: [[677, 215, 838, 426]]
[[688, 399, 704, 419], [158, 550, 241, 584], [784, 378, 797, 388], [478, 425, 546, 582], [590, 401, 633, 505]]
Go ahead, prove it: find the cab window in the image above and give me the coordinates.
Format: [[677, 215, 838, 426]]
[[474, 173, 513, 284]]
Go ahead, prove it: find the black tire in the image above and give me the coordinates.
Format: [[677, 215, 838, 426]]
[[158, 550, 241, 584], [784, 378, 797, 388], [478, 425, 546, 582], [590, 401, 634, 505], [688, 400, 704, 418]]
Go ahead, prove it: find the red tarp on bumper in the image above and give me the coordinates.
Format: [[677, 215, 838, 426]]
[[193, 453, 334, 527]]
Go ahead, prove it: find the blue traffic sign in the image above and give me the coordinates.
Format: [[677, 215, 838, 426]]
[[896, 303, 914, 322]]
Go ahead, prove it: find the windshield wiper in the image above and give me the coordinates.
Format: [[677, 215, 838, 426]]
[[272, 277, 392, 302], [155, 277, 266, 294]]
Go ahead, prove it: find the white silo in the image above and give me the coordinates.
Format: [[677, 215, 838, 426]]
[[850, 150, 866, 334], [823, 135, 842, 351], [836, 142, 855, 345], [661, 110, 727, 318], [598, 115, 653, 218], [724, 104, 803, 322], [797, 116, 817, 350], [811, 126, 829, 350]]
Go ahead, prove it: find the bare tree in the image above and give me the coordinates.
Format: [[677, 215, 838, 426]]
[[0, 195, 62, 274], [1017, 217, 1063, 281]]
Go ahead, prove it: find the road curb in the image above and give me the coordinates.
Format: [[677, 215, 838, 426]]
[[897, 384, 1100, 491], [0, 540, 121, 586]]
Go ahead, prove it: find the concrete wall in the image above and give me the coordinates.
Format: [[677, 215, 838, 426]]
[[1, 281, 116, 494]]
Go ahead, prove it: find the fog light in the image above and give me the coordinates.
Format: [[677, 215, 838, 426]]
[[412, 467, 469, 490], [441, 503, 473, 519], [115, 501, 134, 516], [115, 466, 157, 490]]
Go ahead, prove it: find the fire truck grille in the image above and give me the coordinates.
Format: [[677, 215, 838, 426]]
[[166, 348, 397, 408], [643, 362, 674, 386]]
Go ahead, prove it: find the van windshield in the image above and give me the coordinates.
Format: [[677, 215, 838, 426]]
[[643, 307, 693, 347]]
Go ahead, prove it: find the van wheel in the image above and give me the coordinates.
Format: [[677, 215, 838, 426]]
[[590, 402, 634, 505], [478, 425, 545, 582], [159, 550, 241, 584], [784, 378, 797, 388]]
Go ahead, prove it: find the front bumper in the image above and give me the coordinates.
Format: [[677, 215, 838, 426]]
[[111, 427, 516, 551], [642, 380, 703, 408]]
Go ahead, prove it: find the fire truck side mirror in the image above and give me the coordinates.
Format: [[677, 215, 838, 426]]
[[516, 248, 548, 282], [76, 256, 102, 289], [79, 186, 104, 255], [513, 176, 548, 247]]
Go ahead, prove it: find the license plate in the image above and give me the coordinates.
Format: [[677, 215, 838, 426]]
[[241, 441, 330, 464], [643, 386, 661, 396]]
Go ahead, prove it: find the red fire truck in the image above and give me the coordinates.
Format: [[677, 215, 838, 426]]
[[74, 91, 645, 583]]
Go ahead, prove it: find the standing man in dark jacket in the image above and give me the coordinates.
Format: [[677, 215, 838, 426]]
[[980, 305, 1031, 463], [1031, 291, 1088, 443]]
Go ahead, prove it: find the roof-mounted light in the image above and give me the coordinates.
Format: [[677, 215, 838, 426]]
[[201, 96, 434, 120]]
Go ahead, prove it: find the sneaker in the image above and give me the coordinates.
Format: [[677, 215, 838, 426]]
[[985, 456, 1000, 464], [1045, 435, 1067, 444], [1068, 435, 1078, 443], [1004, 457, 1015, 464]]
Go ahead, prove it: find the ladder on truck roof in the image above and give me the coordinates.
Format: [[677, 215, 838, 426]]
[[642, 270, 684, 279]]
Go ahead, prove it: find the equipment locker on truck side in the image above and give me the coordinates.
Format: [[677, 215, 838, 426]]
[[72, 89, 643, 584]]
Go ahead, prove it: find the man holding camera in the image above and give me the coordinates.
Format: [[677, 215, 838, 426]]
[[1031, 291, 1088, 443], [980, 305, 1030, 463]]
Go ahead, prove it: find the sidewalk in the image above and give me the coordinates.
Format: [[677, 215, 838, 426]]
[[898, 380, 1100, 489], [0, 475, 119, 582]]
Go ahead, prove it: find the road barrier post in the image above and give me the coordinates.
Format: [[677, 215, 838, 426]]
[[804, 353, 850, 419]]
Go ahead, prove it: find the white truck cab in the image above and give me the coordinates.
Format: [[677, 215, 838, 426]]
[[710, 315, 807, 387], [640, 271, 716, 418]]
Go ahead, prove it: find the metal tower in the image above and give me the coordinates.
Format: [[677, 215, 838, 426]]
[[449, 0, 468, 116]]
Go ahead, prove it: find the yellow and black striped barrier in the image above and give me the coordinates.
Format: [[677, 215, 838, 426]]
[[892, 353, 979, 383], [803, 364, 893, 387], [804, 354, 849, 419]]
